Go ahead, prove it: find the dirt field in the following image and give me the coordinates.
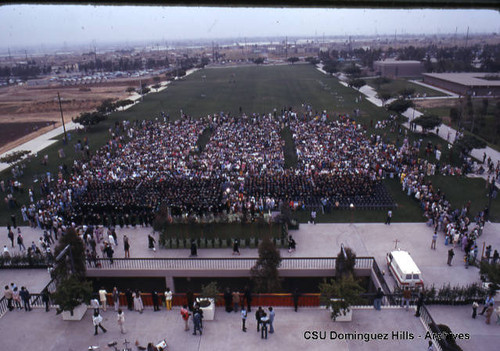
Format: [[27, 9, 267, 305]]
[[0, 77, 151, 154]]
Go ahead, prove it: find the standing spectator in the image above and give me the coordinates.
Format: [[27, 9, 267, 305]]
[[232, 290, 240, 312], [401, 287, 411, 311], [485, 303, 494, 324], [164, 287, 173, 310], [190, 240, 197, 257], [472, 301, 479, 319], [431, 231, 437, 250], [17, 233, 26, 252], [241, 306, 247, 332], [447, 248, 455, 266], [92, 311, 107, 335], [232, 239, 240, 255], [310, 210, 316, 224], [493, 250, 499, 264], [7, 228, 14, 248], [152, 290, 160, 311], [98, 287, 107, 312], [112, 287, 120, 311], [192, 307, 203, 335], [292, 288, 300, 312], [385, 210, 392, 225], [125, 289, 133, 311], [12, 287, 22, 310], [244, 285, 252, 312], [224, 288, 232, 312], [268, 307, 275, 334], [104, 243, 114, 264], [133, 290, 144, 313], [288, 236, 296, 253], [255, 306, 265, 332], [117, 309, 126, 334], [4, 285, 13, 311], [415, 291, 424, 317], [41, 289, 51, 312], [180, 305, 190, 331], [19, 286, 31, 311], [373, 287, 383, 311], [123, 235, 130, 258]]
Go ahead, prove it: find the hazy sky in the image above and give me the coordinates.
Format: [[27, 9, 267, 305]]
[[0, 5, 499, 49]]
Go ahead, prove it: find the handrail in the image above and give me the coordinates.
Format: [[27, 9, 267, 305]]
[[419, 305, 447, 351], [86, 256, 376, 271]]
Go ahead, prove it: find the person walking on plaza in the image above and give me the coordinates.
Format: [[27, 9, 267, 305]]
[[447, 248, 455, 266], [7, 228, 14, 248], [232, 239, 240, 255], [373, 287, 384, 311], [310, 210, 316, 224], [117, 309, 126, 334], [148, 234, 156, 251], [268, 307, 275, 334], [241, 306, 248, 332], [472, 301, 479, 319], [92, 311, 107, 335], [19, 286, 31, 311], [90, 297, 100, 314], [288, 236, 296, 253], [479, 293, 495, 315], [385, 210, 392, 225], [164, 287, 173, 310], [181, 305, 190, 331], [12, 287, 22, 309], [17, 233, 26, 252], [99, 287, 107, 312]]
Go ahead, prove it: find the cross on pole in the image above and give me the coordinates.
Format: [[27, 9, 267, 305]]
[[393, 239, 400, 249]]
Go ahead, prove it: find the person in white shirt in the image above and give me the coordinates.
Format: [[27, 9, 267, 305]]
[[164, 288, 173, 310]]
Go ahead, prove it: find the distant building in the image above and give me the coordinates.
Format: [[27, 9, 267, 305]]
[[423, 73, 500, 96], [373, 59, 423, 78]]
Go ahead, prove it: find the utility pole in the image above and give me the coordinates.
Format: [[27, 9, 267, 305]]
[[57, 92, 67, 142], [465, 26, 470, 48]]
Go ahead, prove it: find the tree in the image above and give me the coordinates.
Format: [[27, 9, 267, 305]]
[[115, 99, 134, 110], [97, 99, 117, 115], [413, 114, 442, 133], [0, 150, 30, 166], [253, 57, 265, 65], [73, 111, 106, 126], [287, 57, 299, 64], [387, 99, 414, 115], [343, 63, 361, 77], [251, 237, 282, 292], [373, 76, 391, 90], [52, 228, 92, 313], [399, 87, 416, 99], [322, 61, 339, 75], [305, 57, 320, 65], [350, 78, 366, 90], [319, 274, 365, 321], [152, 84, 161, 92], [153, 76, 161, 83], [336, 246, 356, 278], [454, 134, 487, 156], [126, 87, 136, 93], [377, 91, 392, 107], [449, 107, 460, 124]]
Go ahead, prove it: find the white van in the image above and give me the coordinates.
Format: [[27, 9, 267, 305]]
[[386, 250, 424, 289]]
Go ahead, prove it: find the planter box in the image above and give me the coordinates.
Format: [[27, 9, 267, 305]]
[[61, 303, 88, 321], [196, 298, 215, 320]]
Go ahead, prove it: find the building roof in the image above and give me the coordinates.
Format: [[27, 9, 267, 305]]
[[374, 59, 422, 66], [423, 72, 500, 87]]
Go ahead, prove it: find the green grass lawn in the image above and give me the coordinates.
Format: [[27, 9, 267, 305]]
[[1, 64, 498, 225], [366, 78, 447, 98]]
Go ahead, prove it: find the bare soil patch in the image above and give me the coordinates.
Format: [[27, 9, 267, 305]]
[[414, 99, 457, 109]]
